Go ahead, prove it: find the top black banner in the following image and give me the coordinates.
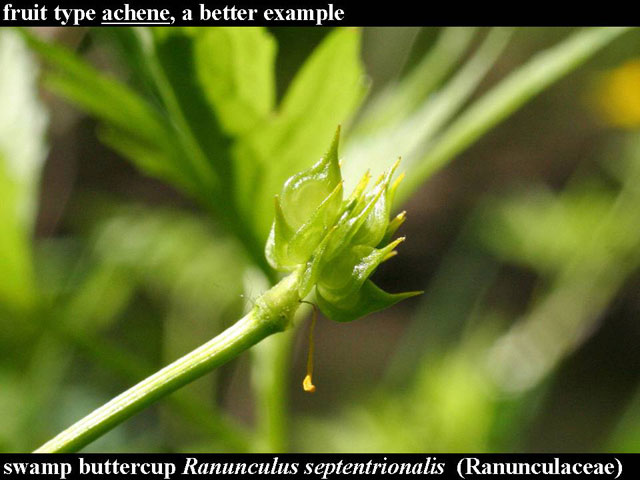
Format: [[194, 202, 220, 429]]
[[0, 0, 635, 26]]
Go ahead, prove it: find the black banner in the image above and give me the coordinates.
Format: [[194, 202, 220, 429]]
[[0, 0, 634, 27], [1, 454, 639, 479]]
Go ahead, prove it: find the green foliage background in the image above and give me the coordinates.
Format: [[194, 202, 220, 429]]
[[0, 26, 639, 452]]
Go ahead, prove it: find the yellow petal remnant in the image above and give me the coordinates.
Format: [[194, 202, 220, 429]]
[[301, 301, 318, 393], [592, 59, 640, 129], [303, 374, 316, 393]]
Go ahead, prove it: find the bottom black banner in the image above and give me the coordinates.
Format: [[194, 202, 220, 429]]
[[1, 454, 638, 479]]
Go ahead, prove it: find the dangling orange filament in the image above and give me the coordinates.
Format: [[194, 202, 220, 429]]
[[300, 301, 318, 393]]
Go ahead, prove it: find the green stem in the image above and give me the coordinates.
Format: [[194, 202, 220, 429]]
[[34, 271, 302, 453], [397, 26, 631, 204], [42, 312, 252, 450], [252, 328, 295, 452]]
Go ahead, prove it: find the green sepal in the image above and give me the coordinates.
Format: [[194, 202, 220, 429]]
[[287, 181, 343, 264], [318, 237, 405, 302], [342, 169, 371, 212], [388, 169, 405, 206], [298, 226, 336, 298], [279, 126, 342, 229], [351, 159, 400, 247], [324, 181, 385, 261], [316, 279, 423, 323], [380, 210, 406, 247], [265, 195, 297, 271]]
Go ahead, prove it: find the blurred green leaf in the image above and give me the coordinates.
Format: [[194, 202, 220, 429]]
[[352, 27, 478, 138], [0, 161, 34, 310], [296, 338, 496, 452], [21, 29, 206, 197], [475, 184, 618, 276], [87, 203, 247, 319], [0, 369, 27, 450], [0, 30, 48, 310], [483, 138, 640, 393], [344, 28, 512, 191], [149, 29, 228, 193], [194, 27, 276, 136], [96, 28, 161, 99], [607, 387, 640, 452]]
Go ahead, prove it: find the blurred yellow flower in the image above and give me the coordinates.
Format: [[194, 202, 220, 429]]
[[592, 59, 640, 128]]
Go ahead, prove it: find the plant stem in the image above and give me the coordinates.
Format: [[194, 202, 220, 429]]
[[397, 26, 631, 204], [34, 271, 302, 453], [40, 311, 252, 450], [252, 328, 295, 451]]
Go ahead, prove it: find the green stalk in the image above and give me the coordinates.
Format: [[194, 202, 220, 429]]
[[39, 311, 252, 450], [252, 327, 295, 452], [397, 27, 632, 204], [34, 270, 303, 453]]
